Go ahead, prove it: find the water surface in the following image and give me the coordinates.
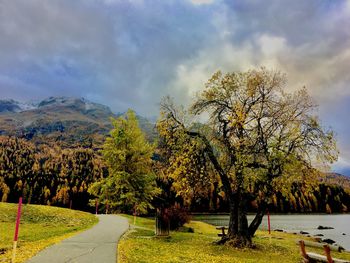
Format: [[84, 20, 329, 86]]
[[194, 214, 350, 250]]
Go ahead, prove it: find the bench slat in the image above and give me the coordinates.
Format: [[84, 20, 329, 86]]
[[333, 259, 350, 263], [307, 252, 328, 261], [307, 252, 350, 263]]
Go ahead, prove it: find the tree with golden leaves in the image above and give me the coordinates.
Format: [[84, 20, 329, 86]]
[[158, 68, 337, 247]]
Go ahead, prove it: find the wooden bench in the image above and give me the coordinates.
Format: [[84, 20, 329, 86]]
[[299, 240, 350, 263], [216, 226, 228, 237]]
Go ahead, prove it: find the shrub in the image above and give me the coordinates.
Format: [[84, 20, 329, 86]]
[[167, 203, 191, 230]]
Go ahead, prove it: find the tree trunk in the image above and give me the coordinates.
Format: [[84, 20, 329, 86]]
[[27, 188, 32, 204], [155, 207, 170, 236], [227, 196, 238, 237], [213, 182, 218, 211], [248, 202, 267, 237], [194, 134, 254, 247], [219, 191, 253, 248]]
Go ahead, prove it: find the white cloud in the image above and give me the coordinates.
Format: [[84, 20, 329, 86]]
[[168, 40, 256, 104], [190, 0, 215, 5], [258, 34, 287, 57]]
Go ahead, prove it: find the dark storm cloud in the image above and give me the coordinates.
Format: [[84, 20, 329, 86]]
[[0, 0, 217, 112], [0, 0, 350, 173]]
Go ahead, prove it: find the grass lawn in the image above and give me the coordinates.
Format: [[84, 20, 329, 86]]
[[119, 214, 350, 263], [0, 202, 97, 263]]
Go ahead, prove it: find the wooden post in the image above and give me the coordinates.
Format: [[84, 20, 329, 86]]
[[299, 240, 309, 263], [267, 210, 271, 234], [323, 245, 333, 263], [69, 200, 72, 210], [219, 227, 226, 237], [12, 197, 23, 263], [133, 206, 136, 225]]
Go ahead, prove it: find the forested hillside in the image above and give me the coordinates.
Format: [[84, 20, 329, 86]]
[[188, 180, 350, 214], [1, 134, 349, 214], [0, 136, 105, 211]]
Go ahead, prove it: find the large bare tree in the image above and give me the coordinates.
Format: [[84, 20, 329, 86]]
[[157, 68, 338, 247]]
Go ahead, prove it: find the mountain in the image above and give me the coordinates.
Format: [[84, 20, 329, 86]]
[[0, 99, 36, 113], [0, 97, 156, 147], [322, 173, 350, 192]]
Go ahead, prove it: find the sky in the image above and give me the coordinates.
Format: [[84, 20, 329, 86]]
[[0, 0, 350, 174]]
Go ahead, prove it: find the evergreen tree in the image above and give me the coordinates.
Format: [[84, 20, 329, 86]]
[[89, 109, 159, 214]]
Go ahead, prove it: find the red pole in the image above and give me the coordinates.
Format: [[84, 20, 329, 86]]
[[12, 197, 23, 263], [95, 199, 98, 215], [267, 210, 271, 235]]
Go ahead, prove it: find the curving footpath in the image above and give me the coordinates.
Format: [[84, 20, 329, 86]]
[[26, 215, 129, 263]]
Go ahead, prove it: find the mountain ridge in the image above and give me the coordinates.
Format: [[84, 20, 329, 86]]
[[323, 173, 350, 191], [0, 96, 156, 146], [0, 97, 113, 114]]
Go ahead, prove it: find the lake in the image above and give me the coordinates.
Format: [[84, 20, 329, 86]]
[[193, 214, 350, 250]]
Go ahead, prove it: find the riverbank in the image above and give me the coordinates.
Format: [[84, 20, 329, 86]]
[[193, 214, 350, 250], [118, 215, 350, 262]]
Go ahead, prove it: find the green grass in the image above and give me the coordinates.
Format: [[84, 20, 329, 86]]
[[0, 202, 98, 263], [120, 214, 155, 229], [118, 215, 350, 263]]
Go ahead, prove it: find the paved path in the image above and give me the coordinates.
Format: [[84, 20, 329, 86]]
[[27, 215, 129, 263]]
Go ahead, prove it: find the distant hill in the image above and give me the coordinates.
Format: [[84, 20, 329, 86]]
[[322, 173, 350, 192], [0, 97, 156, 147]]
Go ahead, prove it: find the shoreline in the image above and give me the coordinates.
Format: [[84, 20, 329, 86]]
[[193, 213, 350, 251], [118, 214, 350, 262], [191, 212, 350, 216]]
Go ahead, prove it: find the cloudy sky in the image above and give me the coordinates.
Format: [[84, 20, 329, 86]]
[[0, 0, 350, 174]]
